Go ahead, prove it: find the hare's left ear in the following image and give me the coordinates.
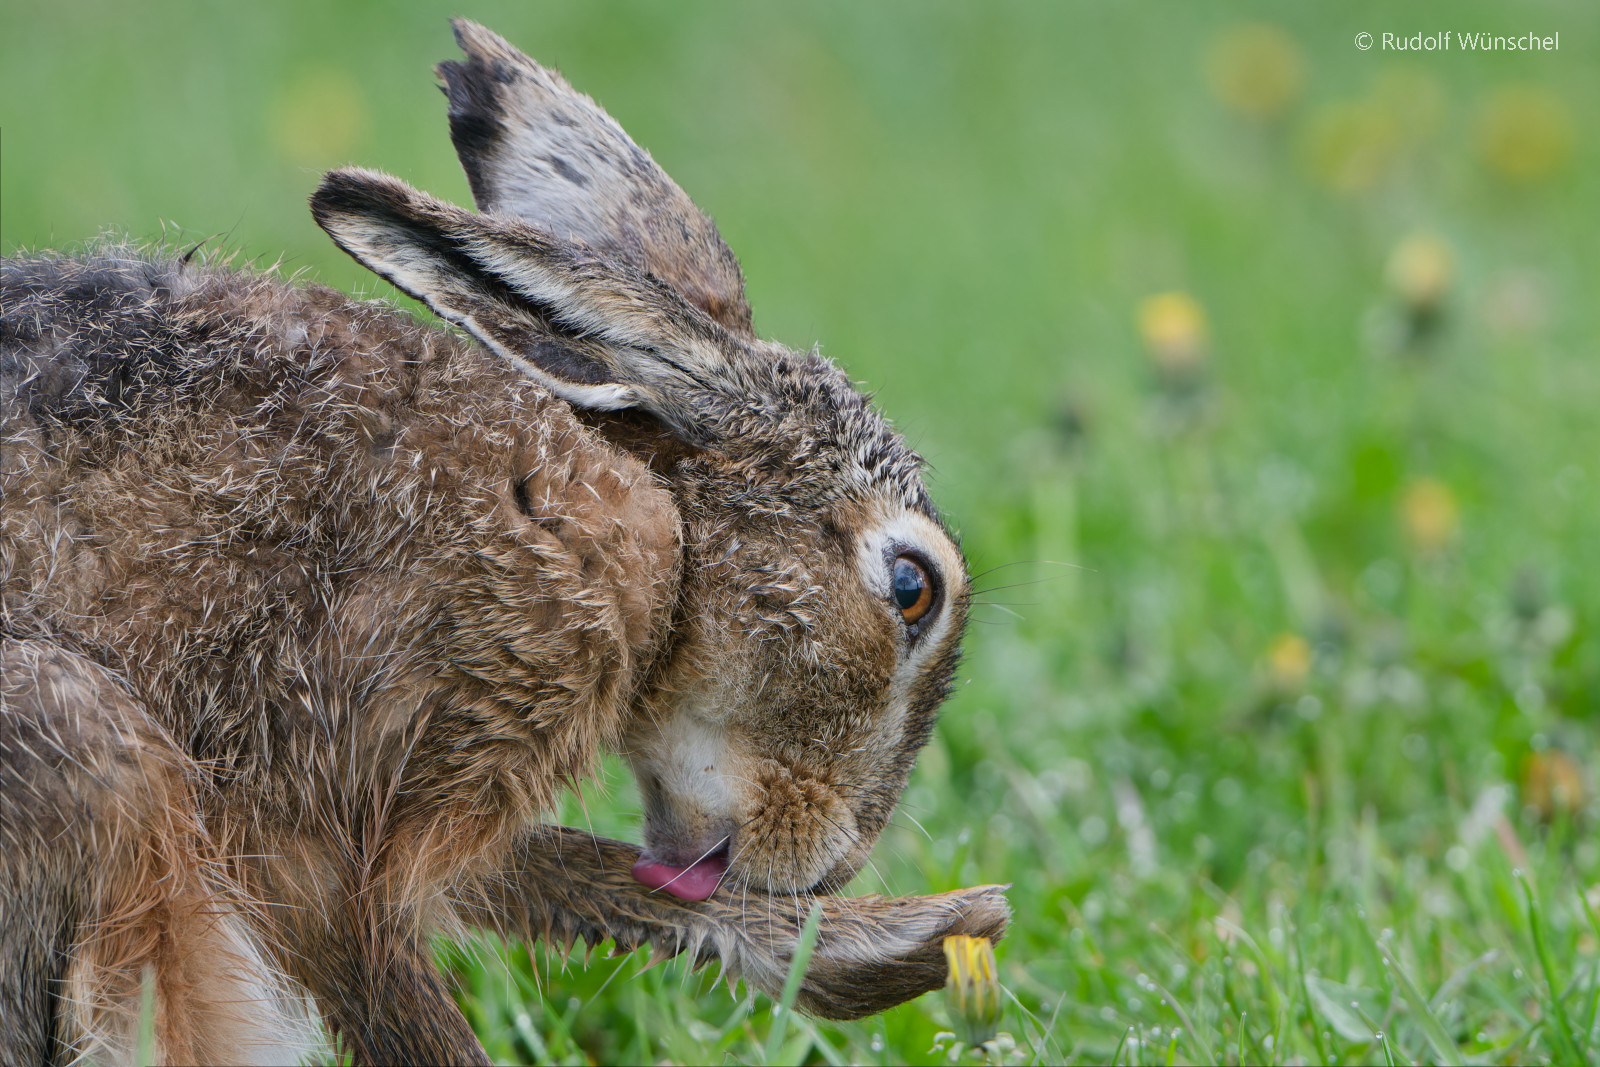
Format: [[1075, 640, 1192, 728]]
[[438, 19, 753, 337], [311, 167, 751, 442]]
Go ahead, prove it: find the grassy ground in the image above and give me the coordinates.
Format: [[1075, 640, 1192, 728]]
[[5, 2, 1600, 1063]]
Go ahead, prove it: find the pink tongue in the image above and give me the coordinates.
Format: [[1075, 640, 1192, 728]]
[[631, 852, 729, 901]]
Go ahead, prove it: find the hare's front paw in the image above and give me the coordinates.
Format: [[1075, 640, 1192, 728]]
[[489, 826, 1010, 1020], [705, 882, 1012, 1021]]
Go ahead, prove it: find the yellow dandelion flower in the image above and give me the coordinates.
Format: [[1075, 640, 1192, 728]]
[[944, 935, 1002, 1048], [1206, 23, 1305, 121], [1386, 234, 1453, 312], [1401, 478, 1459, 554], [1138, 291, 1209, 379], [1266, 633, 1312, 690], [1477, 85, 1573, 184]]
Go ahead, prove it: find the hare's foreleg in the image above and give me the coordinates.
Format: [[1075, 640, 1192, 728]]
[[0, 638, 306, 1066], [254, 785, 492, 1063], [286, 921, 490, 1067], [465, 825, 1011, 1021]]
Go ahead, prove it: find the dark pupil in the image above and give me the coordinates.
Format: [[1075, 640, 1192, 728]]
[[893, 561, 924, 610]]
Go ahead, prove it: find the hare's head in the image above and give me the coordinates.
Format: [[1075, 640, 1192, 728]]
[[312, 21, 968, 898]]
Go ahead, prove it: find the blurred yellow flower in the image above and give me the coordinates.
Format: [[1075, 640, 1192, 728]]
[[1523, 750, 1585, 820], [1298, 70, 1446, 195], [1206, 23, 1305, 121], [943, 935, 1002, 1048], [270, 68, 368, 167], [1266, 633, 1312, 689], [1138, 291, 1209, 379], [1477, 85, 1573, 184], [1300, 100, 1398, 193], [1386, 233, 1453, 312], [1401, 478, 1459, 553]]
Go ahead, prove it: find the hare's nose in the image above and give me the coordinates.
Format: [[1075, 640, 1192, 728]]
[[639, 822, 735, 869]]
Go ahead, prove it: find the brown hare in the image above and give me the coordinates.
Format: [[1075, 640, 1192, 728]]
[[0, 20, 1006, 1065]]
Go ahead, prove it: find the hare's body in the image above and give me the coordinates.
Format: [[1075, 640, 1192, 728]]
[[3, 254, 677, 1062], [1, 22, 1003, 1065], [4, 253, 676, 821]]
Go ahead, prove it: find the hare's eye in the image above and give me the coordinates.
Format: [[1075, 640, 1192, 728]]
[[891, 556, 934, 626]]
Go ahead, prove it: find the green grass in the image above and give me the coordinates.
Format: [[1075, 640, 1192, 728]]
[[6, 2, 1600, 1064]]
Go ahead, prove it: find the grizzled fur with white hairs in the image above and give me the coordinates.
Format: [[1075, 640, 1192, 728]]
[[0, 20, 1005, 1065]]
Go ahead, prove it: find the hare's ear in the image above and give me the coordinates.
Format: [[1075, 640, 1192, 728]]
[[437, 19, 753, 337], [311, 167, 743, 439]]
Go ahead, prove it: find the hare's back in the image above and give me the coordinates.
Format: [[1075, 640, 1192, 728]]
[[3, 251, 465, 437], [2, 252, 681, 787]]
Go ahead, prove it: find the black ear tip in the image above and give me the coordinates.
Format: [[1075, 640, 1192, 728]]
[[309, 180, 352, 231], [438, 22, 516, 109], [435, 59, 465, 97], [308, 168, 402, 229], [436, 58, 492, 103], [310, 168, 362, 208]]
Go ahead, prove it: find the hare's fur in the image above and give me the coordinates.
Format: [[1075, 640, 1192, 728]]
[[1, 21, 984, 1064]]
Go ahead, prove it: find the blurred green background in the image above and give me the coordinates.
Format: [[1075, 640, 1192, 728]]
[[5, 1, 1599, 1063]]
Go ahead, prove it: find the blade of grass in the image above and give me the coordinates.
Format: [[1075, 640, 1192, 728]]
[[794, 1017, 849, 1067], [1004, 984, 1065, 1065], [1428, 949, 1498, 1015], [136, 963, 156, 1067], [1578, 887, 1600, 1048], [1214, 910, 1289, 1024], [1521, 872, 1583, 1064], [1110, 1025, 1132, 1067], [1349, 998, 1392, 1063], [1146, 976, 1217, 1067], [762, 901, 824, 1067], [1380, 947, 1462, 1066], [511, 1009, 551, 1063], [1292, 923, 1330, 1066], [1143, 921, 1223, 1057]]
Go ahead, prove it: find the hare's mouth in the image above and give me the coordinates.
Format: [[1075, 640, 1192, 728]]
[[631, 841, 731, 901]]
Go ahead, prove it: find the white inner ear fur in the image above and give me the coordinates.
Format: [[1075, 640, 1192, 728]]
[[320, 209, 644, 414], [365, 248, 639, 412], [466, 236, 732, 388]]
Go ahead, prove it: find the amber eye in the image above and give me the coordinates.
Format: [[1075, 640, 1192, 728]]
[[891, 555, 935, 626]]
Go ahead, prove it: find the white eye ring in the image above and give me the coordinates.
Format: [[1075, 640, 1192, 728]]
[[891, 554, 934, 625]]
